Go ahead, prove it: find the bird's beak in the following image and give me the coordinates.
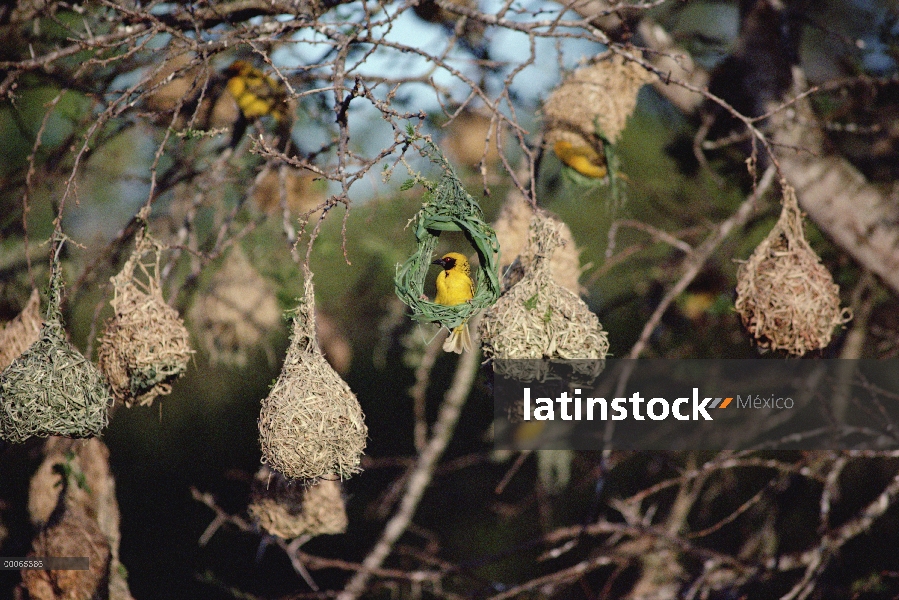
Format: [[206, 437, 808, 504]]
[[431, 258, 445, 267]]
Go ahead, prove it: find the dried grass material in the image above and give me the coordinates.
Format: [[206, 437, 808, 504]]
[[26, 437, 133, 600], [190, 246, 281, 366], [543, 54, 655, 151], [480, 214, 609, 381], [98, 229, 192, 407], [444, 109, 503, 168], [258, 269, 367, 482], [249, 467, 347, 538], [0, 272, 111, 444], [0, 289, 42, 371], [144, 50, 239, 131], [252, 166, 327, 215], [492, 194, 585, 294], [22, 505, 111, 600], [735, 183, 852, 356]]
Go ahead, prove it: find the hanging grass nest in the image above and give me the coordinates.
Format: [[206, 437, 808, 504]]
[[23, 505, 111, 600], [248, 466, 347, 539], [190, 245, 281, 366], [480, 213, 609, 382], [252, 165, 327, 215], [492, 193, 585, 295], [395, 141, 501, 333], [735, 182, 851, 356], [98, 223, 192, 407], [258, 268, 367, 482], [0, 247, 111, 444], [543, 54, 655, 150], [0, 289, 42, 371]]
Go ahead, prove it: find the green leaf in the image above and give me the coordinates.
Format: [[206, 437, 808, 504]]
[[400, 179, 416, 191]]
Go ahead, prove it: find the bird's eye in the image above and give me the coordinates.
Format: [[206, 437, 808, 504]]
[[444, 257, 456, 269]]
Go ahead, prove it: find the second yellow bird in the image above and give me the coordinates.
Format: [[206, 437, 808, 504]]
[[552, 140, 607, 179], [225, 60, 287, 122], [432, 252, 475, 354]]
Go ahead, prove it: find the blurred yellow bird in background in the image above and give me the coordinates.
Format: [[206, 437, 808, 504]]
[[432, 252, 475, 354], [552, 140, 607, 179], [225, 60, 288, 122]]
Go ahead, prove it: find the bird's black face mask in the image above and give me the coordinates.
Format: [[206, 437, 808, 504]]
[[432, 256, 456, 270]]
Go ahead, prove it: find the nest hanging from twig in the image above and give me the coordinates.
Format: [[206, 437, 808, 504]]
[[248, 466, 347, 539], [0, 289, 42, 371], [98, 225, 192, 407], [0, 248, 111, 444], [23, 504, 111, 600], [543, 54, 655, 152], [480, 213, 609, 382], [258, 268, 367, 482], [735, 182, 851, 356], [394, 141, 501, 333]]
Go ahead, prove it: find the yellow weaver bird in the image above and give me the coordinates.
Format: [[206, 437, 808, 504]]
[[225, 60, 288, 122], [432, 252, 475, 354], [552, 140, 607, 179]]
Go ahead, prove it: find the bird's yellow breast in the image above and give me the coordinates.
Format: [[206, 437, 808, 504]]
[[435, 268, 474, 306]]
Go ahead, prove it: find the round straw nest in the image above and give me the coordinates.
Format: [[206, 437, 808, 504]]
[[543, 54, 655, 153], [252, 166, 327, 215], [190, 245, 281, 366], [480, 212, 609, 382], [492, 192, 585, 295], [23, 505, 111, 600], [735, 182, 851, 356], [98, 230, 192, 407], [258, 269, 367, 482], [248, 466, 347, 538], [0, 273, 111, 444], [444, 108, 504, 168], [0, 289, 42, 371]]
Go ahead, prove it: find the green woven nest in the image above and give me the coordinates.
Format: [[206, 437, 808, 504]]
[[0, 282, 111, 444], [395, 144, 501, 331]]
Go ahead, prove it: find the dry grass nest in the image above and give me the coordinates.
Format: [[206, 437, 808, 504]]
[[248, 467, 347, 539], [735, 182, 851, 356], [258, 269, 367, 482], [98, 230, 192, 407], [543, 54, 655, 152], [190, 245, 281, 366], [23, 504, 111, 600], [0, 274, 111, 444], [480, 212, 609, 382]]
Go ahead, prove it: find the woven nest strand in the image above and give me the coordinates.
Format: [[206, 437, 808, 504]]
[[248, 467, 347, 539], [0, 289, 42, 371], [395, 142, 501, 332], [258, 269, 367, 482], [735, 182, 851, 356], [543, 54, 655, 152], [0, 260, 111, 444], [98, 227, 192, 407], [480, 213, 609, 381]]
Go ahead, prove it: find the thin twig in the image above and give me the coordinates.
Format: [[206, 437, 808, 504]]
[[336, 315, 483, 600]]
